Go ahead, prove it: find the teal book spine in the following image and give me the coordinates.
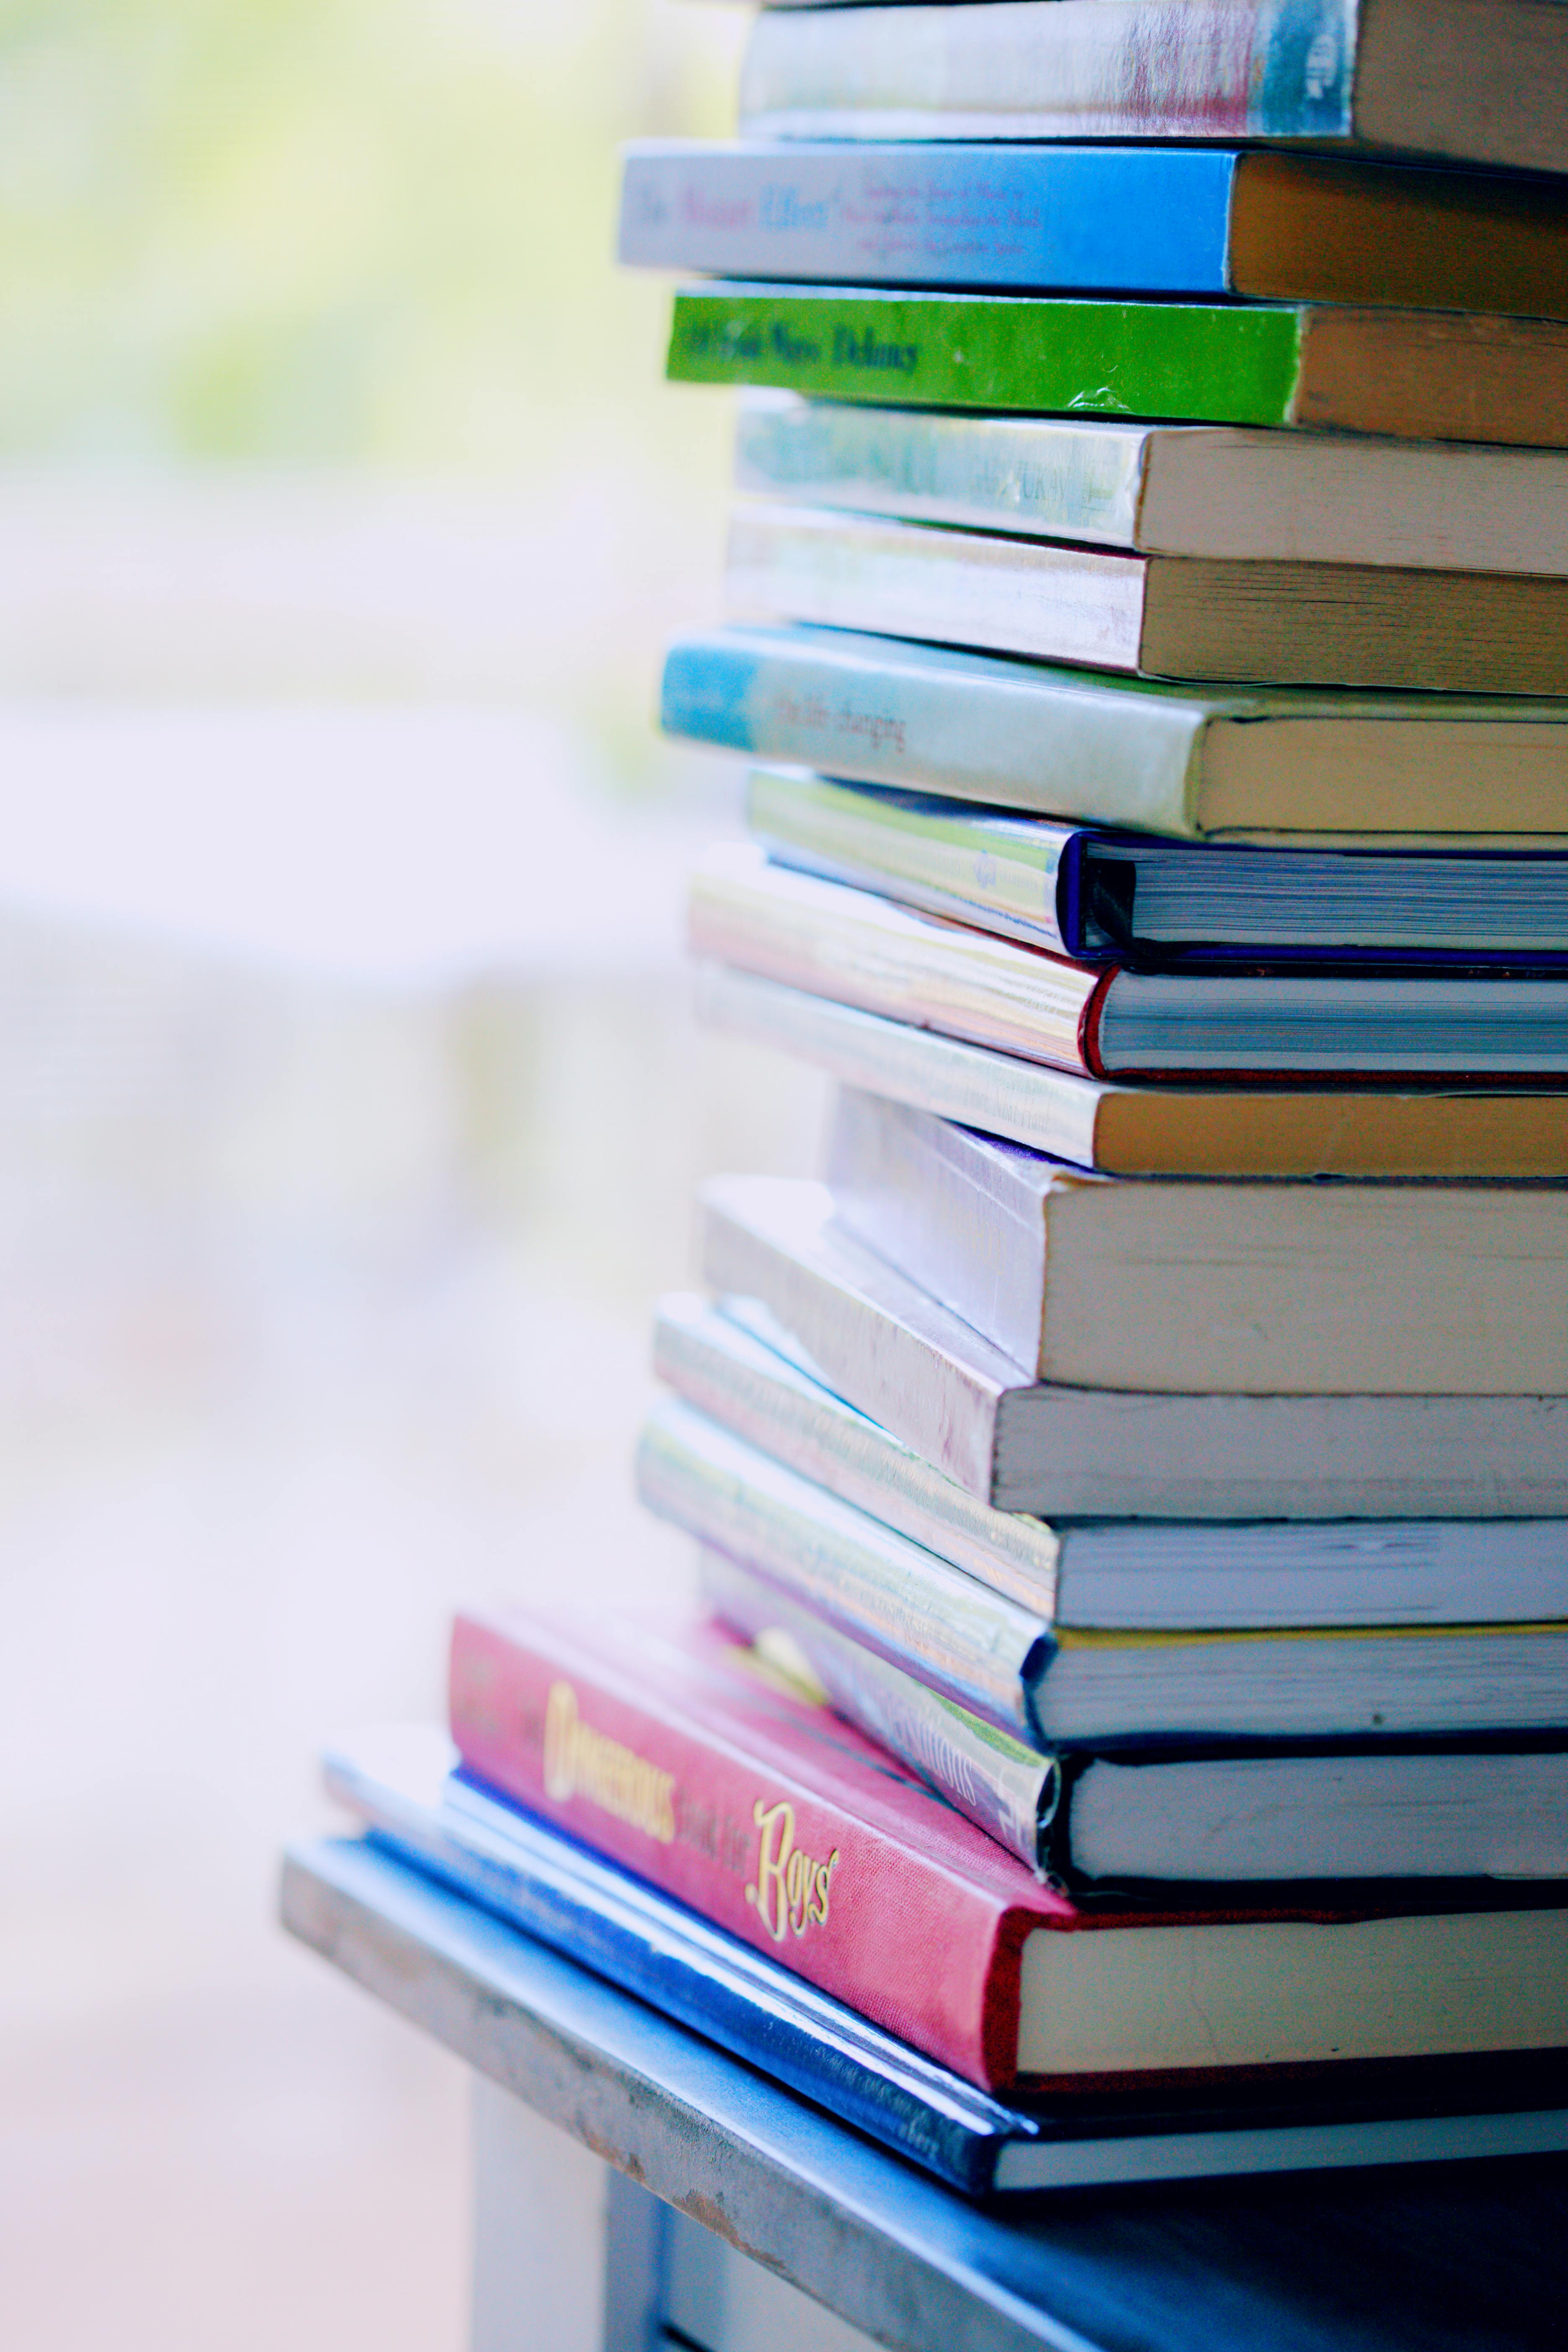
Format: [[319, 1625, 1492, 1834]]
[[660, 624, 1211, 836]]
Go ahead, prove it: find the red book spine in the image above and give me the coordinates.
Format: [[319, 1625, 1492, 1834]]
[[449, 1609, 1047, 2089]]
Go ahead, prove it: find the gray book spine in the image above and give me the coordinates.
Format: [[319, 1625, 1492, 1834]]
[[704, 1172, 1568, 1519], [700, 1173, 1016, 1501], [700, 1546, 1054, 1873], [826, 1089, 1055, 1374], [652, 1293, 1061, 1611]]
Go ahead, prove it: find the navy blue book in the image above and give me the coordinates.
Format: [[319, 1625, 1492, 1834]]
[[743, 768, 1568, 973], [618, 141, 1568, 318], [324, 1726, 1568, 2196]]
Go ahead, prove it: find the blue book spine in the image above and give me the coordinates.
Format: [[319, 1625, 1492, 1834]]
[[322, 1734, 1039, 2196], [620, 142, 1238, 294], [658, 623, 1209, 834]]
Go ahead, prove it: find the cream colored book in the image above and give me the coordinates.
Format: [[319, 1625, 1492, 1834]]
[[727, 503, 1568, 696], [823, 1088, 1568, 1397], [735, 394, 1568, 575]]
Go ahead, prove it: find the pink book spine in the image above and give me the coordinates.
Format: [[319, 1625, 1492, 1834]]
[[449, 1608, 1044, 2088]]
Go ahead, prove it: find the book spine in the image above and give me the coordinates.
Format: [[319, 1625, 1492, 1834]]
[[746, 768, 1083, 959], [449, 1611, 1027, 2086], [735, 395, 1151, 549], [651, 1292, 1063, 1609], [660, 627, 1211, 836], [619, 142, 1238, 295], [727, 503, 1149, 674], [634, 1393, 1051, 1738], [668, 286, 1308, 428], [324, 1746, 1031, 2196], [828, 1089, 1053, 1377], [739, 0, 1357, 144], [694, 965, 1112, 1171], [699, 1173, 1019, 1504], [687, 844, 1106, 1078], [699, 1547, 1055, 1874]]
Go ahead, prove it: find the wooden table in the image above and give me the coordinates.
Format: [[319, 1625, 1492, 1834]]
[[281, 1834, 1568, 2352]]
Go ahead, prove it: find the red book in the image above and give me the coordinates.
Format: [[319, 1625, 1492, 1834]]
[[449, 1605, 1568, 2095]]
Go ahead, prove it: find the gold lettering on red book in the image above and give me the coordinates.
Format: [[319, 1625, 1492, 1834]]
[[542, 1681, 677, 1843], [745, 1798, 838, 1942]]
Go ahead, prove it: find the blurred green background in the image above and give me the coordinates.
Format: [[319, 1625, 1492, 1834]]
[[0, 0, 732, 465]]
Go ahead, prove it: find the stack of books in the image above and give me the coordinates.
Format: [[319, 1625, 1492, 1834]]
[[335, 0, 1568, 2197]]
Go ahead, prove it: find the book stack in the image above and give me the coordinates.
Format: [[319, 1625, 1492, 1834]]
[[338, 0, 1568, 2197]]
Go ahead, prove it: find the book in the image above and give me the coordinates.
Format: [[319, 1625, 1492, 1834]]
[[668, 286, 1568, 448], [661, 625, 1568, 844], [700, 1550, 1568, 1888], [691, 845, 1568, 1083], [734, 394, 1568, 578], [322, 1723, 1052, 2194], [698, 965, 1568, 1180], [621, 143, 1568, 319], [747, 768, 1568, 968], [655, 1290, 1568, 1630], [736, 0, 1568, 179], [727, 503, 1568, 697], [699, 1172, 1568, 1516], [640, 1395, 1568, 1742], [449, 1603, 1568, 2090], [321, 1729, 1568, 2189], [822, 1086, 1568, 1396]]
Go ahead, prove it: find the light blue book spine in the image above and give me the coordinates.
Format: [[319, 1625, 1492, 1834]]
[[619, 141, 1239, 293], [661, 623, 1210, 833]]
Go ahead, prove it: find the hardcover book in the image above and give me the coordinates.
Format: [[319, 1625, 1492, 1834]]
[[698, 964, 1568, 1179], [747, 767, 1568, 967], [669, 286, 1568, 448], [699, 1550, 1568, 1888], [662, 625, 1568, 843], [820, 1086, 1568, 1396], [690, 845, 1568, 1084], [734, 395, 1568, 578], [448, 1604, 1568, 2090], [727, 502, 1568, 697], [699, 1173, 1568, 1516], [638, 1395, 1568, 1742], [323, 1728, 1568, 2190], [655, 1291, 1568, 1630], [622, 143, 1568, 319], [737, 0, 1568, 178]]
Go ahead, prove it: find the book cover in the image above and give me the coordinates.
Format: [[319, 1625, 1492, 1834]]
[[821, 1087, 1568, 1396], [449, 1606, 1568, 2086], [691, 846, 1568, 1086], [622, 143, 1568, 318], [698, 964, 1568, 1180], [733, 394, 1568, 577], [661, 625, 1568, 844], [669, 286, 1568, 447], [741, 0, 1360, 146], [694, 1562, 1568, 1890], [653, 1292, 1568, 1632], [699, 1172, 1568, 1518], [748, 769, 1568, 970], [318, 1735, 1568, 2189], [642, 1392, 1568, 1742], [725, 502, 1568, 697], [737, 0, 1568, 178], [449, 1598, 1073, 2087]]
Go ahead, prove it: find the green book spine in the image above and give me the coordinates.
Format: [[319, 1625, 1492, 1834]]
[[668, 285, 1308, 426]]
